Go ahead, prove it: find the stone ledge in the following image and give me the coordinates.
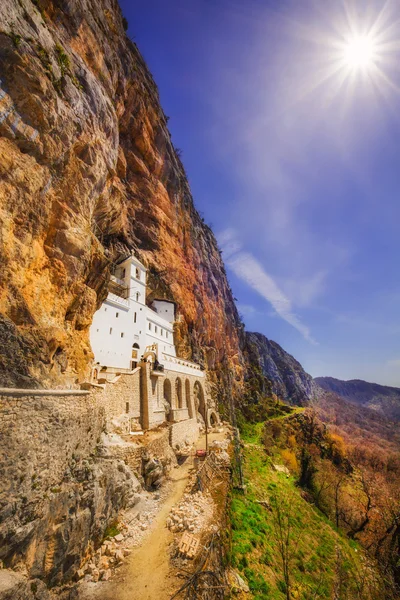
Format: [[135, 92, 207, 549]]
[[0, 388, 90, 397]]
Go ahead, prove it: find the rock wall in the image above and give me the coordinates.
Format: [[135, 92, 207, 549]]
[[243, 332, 317, 407], [0, 389, 139, 585], [105, 427, 176, 478], [0, 0, 245, 395]]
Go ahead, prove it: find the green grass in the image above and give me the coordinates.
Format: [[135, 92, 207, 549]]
[[229, 422, 371, 600]]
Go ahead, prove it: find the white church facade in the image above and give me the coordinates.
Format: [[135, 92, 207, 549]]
[[89, 255, 217, 436], [90, 255, 177, 371]]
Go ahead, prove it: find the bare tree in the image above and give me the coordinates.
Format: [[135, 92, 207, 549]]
[[270, 491, 299, 600]]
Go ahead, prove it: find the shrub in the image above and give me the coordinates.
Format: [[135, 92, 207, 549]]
[[281, 449, 299, 473]]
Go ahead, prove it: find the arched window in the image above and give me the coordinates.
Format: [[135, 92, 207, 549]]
[[185, 379, 193, 417], [135, 292, 140, 302], [163, 379, 173, 422], [175, 378, 183, 409], [194, 381, 206, 422]]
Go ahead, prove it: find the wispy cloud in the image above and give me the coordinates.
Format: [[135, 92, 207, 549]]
[[387, 358, 400, 369], [282, 270, 327, 308], [219, 229, 317, 344], [236, 302, 277, 319]]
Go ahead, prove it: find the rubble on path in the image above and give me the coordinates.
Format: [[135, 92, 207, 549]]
[[77, 481, 172, 582], [166, 489, 214, 534]]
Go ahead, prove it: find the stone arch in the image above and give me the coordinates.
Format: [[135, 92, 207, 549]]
[[143, 350, 156, 363], [209, 410, 218, 427], [185, 379, 193, 417], [194, 380, 206, 422], [163, 378, 173, 422], [175, 377, 183, 409]]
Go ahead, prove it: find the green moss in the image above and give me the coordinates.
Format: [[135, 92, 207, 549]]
[[9, 32, 22, 47], [36, 44, 52, 77], [103, 520, 120, 540], [55, 44, 70, 76]]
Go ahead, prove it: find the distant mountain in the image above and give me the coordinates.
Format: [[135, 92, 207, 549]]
[[244, 332, 317, 406], [315, 377, 400, 422]]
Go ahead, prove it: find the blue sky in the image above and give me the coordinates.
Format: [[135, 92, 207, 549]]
[[120, 0, 400, 386]]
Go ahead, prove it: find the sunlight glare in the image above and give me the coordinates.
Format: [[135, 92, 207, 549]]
[[343, 35, 377, 70]]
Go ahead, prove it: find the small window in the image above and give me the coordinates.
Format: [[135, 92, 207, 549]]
[[136, 267, 140, 279], [104, 307, 107, 312], [126, 402, 129, 413], [155, 326, 158, 333], [166, 331, 169, 338], [160, 329, 163, 336], [136, 292, 139, 301], [109, 327, 112, 334], [149, 323, 152, 330], [116, 312, 119, 318], [121, 332, 124, 338], [121, 268, 126, 278], [96, 328, 99, 332], [134, 312, 137, 323]]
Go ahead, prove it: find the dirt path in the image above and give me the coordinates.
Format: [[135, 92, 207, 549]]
[[79, 429, 227, 600]]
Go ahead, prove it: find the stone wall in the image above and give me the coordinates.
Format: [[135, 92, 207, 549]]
[[140, 362, 166, 429], [0, 389, 102, 501], [105, 428, 176, 482], [0, 389, 138, 585], [97, 368, 141, 431], [170, 418, 199, 450]]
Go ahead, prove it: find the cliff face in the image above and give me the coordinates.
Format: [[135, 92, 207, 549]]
[[315, 377, 400, 422], [0, 0, 244, 391], [0, 390, 141, 587], [244, 332, 317, 407]]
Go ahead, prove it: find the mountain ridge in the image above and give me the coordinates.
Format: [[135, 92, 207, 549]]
[[315, 375, 400, 422]]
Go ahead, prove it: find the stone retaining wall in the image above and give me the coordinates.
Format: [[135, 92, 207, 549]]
[[96, 369, 141, 431], [170, 418, 199, 450], [106, 428, 174, 475]]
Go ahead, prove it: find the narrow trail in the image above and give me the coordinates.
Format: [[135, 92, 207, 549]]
[[80, 429, 226, 600], [108, 460, 192, 600], [82, 458, 193, 600]]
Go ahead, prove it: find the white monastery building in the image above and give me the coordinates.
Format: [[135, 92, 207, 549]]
[[89, 255, 216, 436], [90, 255, 178, 371]]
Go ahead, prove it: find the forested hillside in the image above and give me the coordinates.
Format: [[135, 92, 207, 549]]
[[316, 377, 400, 422]]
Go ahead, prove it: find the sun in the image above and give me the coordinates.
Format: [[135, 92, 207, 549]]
[[342, 35, 378, 70]]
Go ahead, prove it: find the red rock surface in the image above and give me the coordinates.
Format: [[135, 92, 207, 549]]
[[0, 0, 245, 393]]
